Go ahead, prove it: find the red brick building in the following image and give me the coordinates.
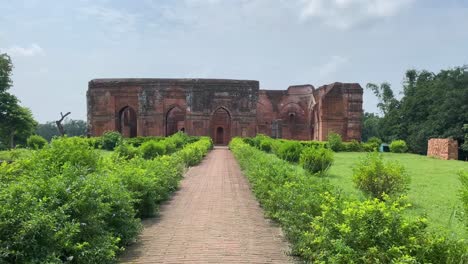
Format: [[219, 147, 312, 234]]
[[87, 78, 363, 144]]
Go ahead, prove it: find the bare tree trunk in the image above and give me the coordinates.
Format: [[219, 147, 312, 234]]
[[56, 112, 71, 136]]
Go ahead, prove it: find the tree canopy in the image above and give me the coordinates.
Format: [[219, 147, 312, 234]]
[[363, 66, 468, 157], [0, 53, 37, 149]]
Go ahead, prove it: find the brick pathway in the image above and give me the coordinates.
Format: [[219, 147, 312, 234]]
[[120, 146, 294, 263]]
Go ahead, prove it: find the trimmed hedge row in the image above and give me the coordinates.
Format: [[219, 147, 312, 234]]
[[230, 138, 467, 263], [0, 136, 212, 263]]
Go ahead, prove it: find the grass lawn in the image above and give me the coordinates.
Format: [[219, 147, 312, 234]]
[[0, 151, 11, 161], [328, 152, 468, 238], [96, 149, 113, 157]]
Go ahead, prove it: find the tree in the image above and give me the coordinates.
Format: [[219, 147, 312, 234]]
[[366, 83, 401, 143], [366, 82, 399, 116], [55, 111, 71, 136], [0, 53, 37, 148], [362, 112, 381, 142], [366, 66, 468, 156], [0, 104, 37, 148], [36, 119, 87, 141]]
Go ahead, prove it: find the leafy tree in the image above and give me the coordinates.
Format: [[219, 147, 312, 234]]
[[0, 99, 37, 148], [0, 53, 37, 148], [361, 112, 381, 142], [366, 82, 399, 116], [366, 66, 468, 156], [462, 124, 468, 153]]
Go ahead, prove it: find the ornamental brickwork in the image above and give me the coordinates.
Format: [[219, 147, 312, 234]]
[[87, 78, 363, 144]]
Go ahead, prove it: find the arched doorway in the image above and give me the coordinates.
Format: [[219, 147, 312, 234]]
[[216, 127, 224, 144], [118, 106, 137, 138], [166, 106, 186, 136], [211, 107, 231, 145]]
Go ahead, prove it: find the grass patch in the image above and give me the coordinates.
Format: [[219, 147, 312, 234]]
[[328, 152, 468, 238], [0, 151, 11, 161], [96, 149, 113, 157]]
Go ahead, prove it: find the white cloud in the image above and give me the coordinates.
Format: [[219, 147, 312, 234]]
[[79, 6, 138, 34], [319, 55, 348, 77], [299, 0, 415, 29], [2, 43, 44, 57]]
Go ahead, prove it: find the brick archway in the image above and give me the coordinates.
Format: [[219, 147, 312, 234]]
[[118, 106, 137, 138], [166, 106, 186, 136], [211, 107, 231, 145]]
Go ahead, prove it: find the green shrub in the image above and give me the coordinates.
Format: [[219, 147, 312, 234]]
[[140, 141, 166, 160], [0, 138, 140, 263], [174, 137, 213, 166], [100, 131, 122, 150], [460, 170, 468, 228], [0, 135, 214, 263], [327, 132, 343, 152], [353, 153, 410, 200], [86, 137, 102, 149], [242, 137, 255, 147], [38, 137, 100, 173], [390, 139, 408, 153], [114, 142, 139, 159], [368, 136, 383, 146], [259, 139, 272, 152], [229, 138, 330, 245], [299, 147, 334, 175], [362, 142, 378, 152], [124, 136, 163, 147], [26, 135, 47, 149], [276, 141, 303, 162], [344, 139, 363, 152], [297, 194, 467, 263], [164, 141, 177, 154], [230, 138, 467, 263], [300, 140, 329, 149]]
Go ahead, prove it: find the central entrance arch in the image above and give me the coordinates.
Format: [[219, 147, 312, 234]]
[[166, 106, 186, 136], [211, 107, 231, 145]]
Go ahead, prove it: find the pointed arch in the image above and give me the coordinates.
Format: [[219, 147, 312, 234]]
[[211, 107, 231, 145], [118, 106, 137, 138], [166, 105, 186, 136]]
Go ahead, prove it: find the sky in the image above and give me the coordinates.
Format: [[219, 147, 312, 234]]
[[1, 0, 467, 123]]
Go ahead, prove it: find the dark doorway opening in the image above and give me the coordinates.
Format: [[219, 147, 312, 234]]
[[118, 106, 137, 138], [216, 127, 224, 145]]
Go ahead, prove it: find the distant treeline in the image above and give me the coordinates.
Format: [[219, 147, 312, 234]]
[[363, 66, 468, 158], [36, 119, 87, 141]]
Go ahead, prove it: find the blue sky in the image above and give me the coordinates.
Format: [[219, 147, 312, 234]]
[[1, 0, 467, 122]]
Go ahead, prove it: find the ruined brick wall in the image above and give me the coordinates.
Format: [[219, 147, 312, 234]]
[[87, 78, 363, 143], [257, 85, 315, 140], [87, 78, 259, 144], [313, 83, 363, 141], [427, 138, 459, 160]]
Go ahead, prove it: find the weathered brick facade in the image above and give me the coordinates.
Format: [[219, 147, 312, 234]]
[[427, 138, 459, 160], [87, 78, 363, 144]]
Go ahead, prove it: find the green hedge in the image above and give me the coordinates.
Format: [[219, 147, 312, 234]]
[[229, 138, 467, 263], [0, 136, 212, 263]]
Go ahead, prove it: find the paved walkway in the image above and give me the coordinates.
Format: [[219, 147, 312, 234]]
[[120, 146, 293, 263]]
